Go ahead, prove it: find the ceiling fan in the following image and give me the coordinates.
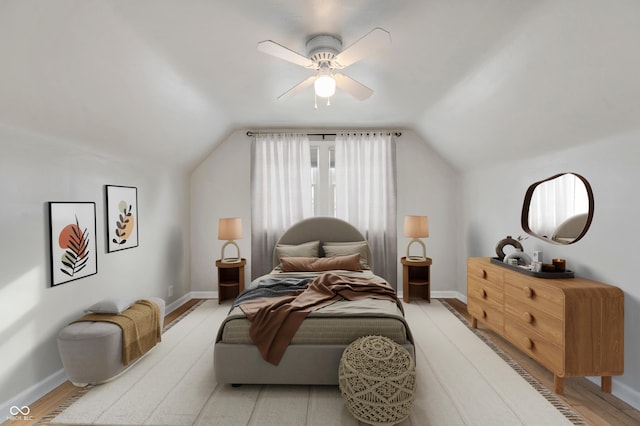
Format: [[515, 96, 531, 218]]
[[258, 28, 391, 106]]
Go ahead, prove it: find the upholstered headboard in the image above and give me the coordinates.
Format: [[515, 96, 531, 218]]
[[552, 212, 589, 243], [272, 217, 373, 270]]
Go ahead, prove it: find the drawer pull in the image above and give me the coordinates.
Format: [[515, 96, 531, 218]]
[[523, 312, 534, 324], [523, 286, 534, 298], [481, 310, 487, 318], [481, 269, 487, 279], [523, 337, 534, 349], [479, 288, 487, 298]]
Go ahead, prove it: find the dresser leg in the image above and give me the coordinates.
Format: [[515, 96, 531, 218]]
[[554, 375, 564, 394], [601, 376, 612, 393], [471, 317, 477, 329]]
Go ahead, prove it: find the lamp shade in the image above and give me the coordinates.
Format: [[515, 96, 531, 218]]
[[404, 216, 429, 238], [218, 217, 242, 240]]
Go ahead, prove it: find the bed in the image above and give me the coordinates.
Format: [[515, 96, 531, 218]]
[[213, 217, 415, 385]]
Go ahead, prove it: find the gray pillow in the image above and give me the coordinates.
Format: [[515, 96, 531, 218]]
[[85, 298, 137, 314], [322, 241, 370, 270], [275, 240, 321, 262]]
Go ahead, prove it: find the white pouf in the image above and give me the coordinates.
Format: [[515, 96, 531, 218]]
[[57, 297, 165, 386], [339, 335, 416, 426]]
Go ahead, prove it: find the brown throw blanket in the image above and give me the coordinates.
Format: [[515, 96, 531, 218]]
[[73, 300, 161, 365], [240, 272, 400, 365]]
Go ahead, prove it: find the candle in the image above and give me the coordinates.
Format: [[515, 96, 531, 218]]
[[552, 258, 566, 272]]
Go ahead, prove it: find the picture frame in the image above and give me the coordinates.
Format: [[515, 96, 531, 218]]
[[105, 185, 139, 252], [49, 202, 98, 286]]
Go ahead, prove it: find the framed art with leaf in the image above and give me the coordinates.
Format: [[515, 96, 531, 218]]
[[49, 202, 98, 286], [106, 185, 139, 252]]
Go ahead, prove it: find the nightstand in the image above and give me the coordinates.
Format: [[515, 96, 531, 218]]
[[401, 257, 432, 303], [215, 258, 246, 304]]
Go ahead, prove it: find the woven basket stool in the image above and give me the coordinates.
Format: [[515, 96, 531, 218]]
[[339, 335, 416, 426]]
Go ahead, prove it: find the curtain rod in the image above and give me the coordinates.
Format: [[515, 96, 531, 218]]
[[246, 131, 402, 138]]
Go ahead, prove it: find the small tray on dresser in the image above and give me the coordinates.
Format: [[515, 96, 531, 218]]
[[490, 257, 575, 279]]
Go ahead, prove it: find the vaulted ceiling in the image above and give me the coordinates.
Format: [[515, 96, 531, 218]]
[[1, 0, 639, 170]]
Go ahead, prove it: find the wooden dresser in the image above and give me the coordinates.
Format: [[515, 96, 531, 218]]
[[467, 257, 624, 394]]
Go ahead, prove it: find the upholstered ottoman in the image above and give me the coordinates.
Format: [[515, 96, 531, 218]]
[[339, 335, 416, 426], [57, 297, 165, 386]]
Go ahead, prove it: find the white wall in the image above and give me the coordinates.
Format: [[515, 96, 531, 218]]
[[190, 129, 461, 294], [0, 124, 191, 407], [396, 130, 462, 293], [461, 131, 640, 409], [191, 130, 252, 292]]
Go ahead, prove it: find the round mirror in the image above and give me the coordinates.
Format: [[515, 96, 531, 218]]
[[521, 173, 594, 244]]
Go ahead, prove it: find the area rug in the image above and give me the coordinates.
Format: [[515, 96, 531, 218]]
[[439, 300, 587, 424], [41, 299, 585, 425]]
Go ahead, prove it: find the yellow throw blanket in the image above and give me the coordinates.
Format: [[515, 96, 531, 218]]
[[73, 300, 162, 365]]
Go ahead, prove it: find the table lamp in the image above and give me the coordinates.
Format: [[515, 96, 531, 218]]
[[404, 215, 429, 262], [218, 217, 242, 263]]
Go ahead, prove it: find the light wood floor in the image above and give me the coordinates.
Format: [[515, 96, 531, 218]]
[[3, 298, 638, 426], [444, 298, 640, 426]]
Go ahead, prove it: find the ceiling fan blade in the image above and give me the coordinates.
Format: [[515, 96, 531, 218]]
[[334, 28, 391, 68], [258, 40, 315, 68], [277, 75, 316, 100], [334, 73, 373, 100]]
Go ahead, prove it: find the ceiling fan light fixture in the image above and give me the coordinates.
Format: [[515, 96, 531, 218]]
[[314, 74, 336, 98], [258, 27, 390, 102]]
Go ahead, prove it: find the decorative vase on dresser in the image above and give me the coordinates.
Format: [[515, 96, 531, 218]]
[[467, 257, 624, 394]]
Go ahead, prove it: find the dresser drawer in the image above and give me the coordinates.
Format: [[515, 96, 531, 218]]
[[468, 296, 504, 333], [504, 276, 563, 320], [468, 277, 503, 305], [467, 259, 504, 288], [504, 296, 564, 347], [505, 321, 564, 375]]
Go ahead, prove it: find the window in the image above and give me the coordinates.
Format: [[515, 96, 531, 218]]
[[251, 133, 312, 278], [251, 132, 396, 281], [310, 141, 336, 217]]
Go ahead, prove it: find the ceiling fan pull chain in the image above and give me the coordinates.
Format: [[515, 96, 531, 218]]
[[314, 93, 318, 109]]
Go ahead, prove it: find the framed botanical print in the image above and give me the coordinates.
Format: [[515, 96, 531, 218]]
[[105, 185, 139, 252], [49, 202, 98, 286]]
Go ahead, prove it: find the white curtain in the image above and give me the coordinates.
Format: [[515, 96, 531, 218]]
[[335, 133, 397, 283], [251, 133, 312, 278]]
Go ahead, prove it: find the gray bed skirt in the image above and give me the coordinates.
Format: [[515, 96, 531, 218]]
[[214, 342, 416, 385]]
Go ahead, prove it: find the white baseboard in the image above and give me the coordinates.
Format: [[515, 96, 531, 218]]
[[586, 376, 640, 411], [198, 290, 466, 305], [614, 379, 640, 411], [432, 290, 467, 302], [189, 291, 216, 300], [165, 293, 195, 314], [166, 291, 216, 314], [1, 369, 67, 422], [398, 290, 467, 303]]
